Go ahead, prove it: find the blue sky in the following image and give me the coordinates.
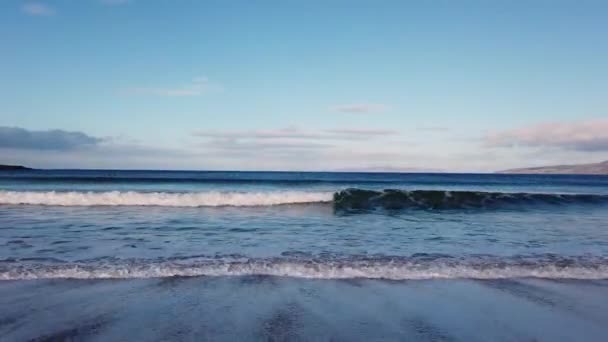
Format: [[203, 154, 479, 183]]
[[1, 0, 607, 171]]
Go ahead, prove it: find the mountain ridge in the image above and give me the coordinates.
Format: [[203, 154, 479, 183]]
[[499, 161, 608, 175]]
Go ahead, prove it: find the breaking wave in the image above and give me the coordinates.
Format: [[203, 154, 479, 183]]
[[0, 189, 606, 209], [333, 188, 608, 209], [1, 255, 607, 280], [0, 190, 333, 207]]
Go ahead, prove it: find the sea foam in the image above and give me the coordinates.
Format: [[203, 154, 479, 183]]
[[0, 190, 333, 207], [2, 256, 607, 280]]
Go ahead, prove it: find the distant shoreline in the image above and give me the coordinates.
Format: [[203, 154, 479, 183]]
[[0, 164, 31, 171], [498, 160, 608, 175], [1, 164, 607, 175]]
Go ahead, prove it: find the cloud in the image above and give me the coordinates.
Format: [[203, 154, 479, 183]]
[[193, 127, 399, 141], [331, 103, 391, 113], [194, 127, 320, 140], [484, 118, 608, 151], [418, 126, 450, 132], [0, 126, 102, 150], [100, 0, 131, 5], [22, 3, 55, 16], [127, 77, 220, 97], [203, 139, 333, 155], [0, 126, 419, 171], [324, 128, 398, 136], [189, 126, 409, 170], [193, 139, 418, 171]]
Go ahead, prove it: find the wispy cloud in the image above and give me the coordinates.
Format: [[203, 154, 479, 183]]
[[0, 126, 102, 150], [331, 103, 391, 113], [418, 125, 449, 132], [126, 77, 220, 97], [324, 128, 398, 136], [193, 126, 399, 141], [203, 139, 333, 154], [483, 118, 608, 151], [191, 126, 405, 170], [194, 127, 320, 140], [100, 0, 131, 5], [22, 2, 55, 16]]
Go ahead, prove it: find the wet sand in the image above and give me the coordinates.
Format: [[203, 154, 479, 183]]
[[1, 277, 607, 341]]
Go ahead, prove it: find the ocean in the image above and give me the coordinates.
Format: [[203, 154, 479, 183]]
[[1, 170, 608, 341]]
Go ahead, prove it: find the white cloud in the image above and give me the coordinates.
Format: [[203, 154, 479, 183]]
[[22, 2, 55, 16], [331, 103, 391, 113], [484, 118, 608, 151], [127, 77, 220, 97]]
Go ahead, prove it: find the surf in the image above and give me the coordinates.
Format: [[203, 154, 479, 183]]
[[0, 190, 333, 207], [1, 188, 606, 209], [333, 188, 608, 209], [2, 255, 607, 280]]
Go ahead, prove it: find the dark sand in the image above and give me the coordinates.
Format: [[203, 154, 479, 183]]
[[1, 277, 608, 341]]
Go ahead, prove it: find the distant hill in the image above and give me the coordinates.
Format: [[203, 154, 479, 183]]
[[0, 164, 31, 171], [499, 161, 608, 175]]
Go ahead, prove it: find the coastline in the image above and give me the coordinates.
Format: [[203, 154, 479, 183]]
[[0, 164, 30, 171]]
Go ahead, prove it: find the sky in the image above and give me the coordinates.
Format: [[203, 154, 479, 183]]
[[1, 0, 607, 172]]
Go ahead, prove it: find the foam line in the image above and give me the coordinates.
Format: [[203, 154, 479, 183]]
[[2, 257, 607, 280], [0, 190, 333, 207]]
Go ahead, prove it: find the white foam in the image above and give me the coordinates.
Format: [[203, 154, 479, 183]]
[[2, 260, 607, 280], [0, 190, 333, 207]]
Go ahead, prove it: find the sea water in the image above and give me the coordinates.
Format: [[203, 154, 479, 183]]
[[1, 170, 608, 280]]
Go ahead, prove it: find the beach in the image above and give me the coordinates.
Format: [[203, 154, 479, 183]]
[[2, 276, 608, 341]]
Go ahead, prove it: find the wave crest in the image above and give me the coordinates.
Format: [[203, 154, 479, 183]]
[[0, 190, 333, 207], [334, 188, 608, 209], [1, 189, 606, 209]]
